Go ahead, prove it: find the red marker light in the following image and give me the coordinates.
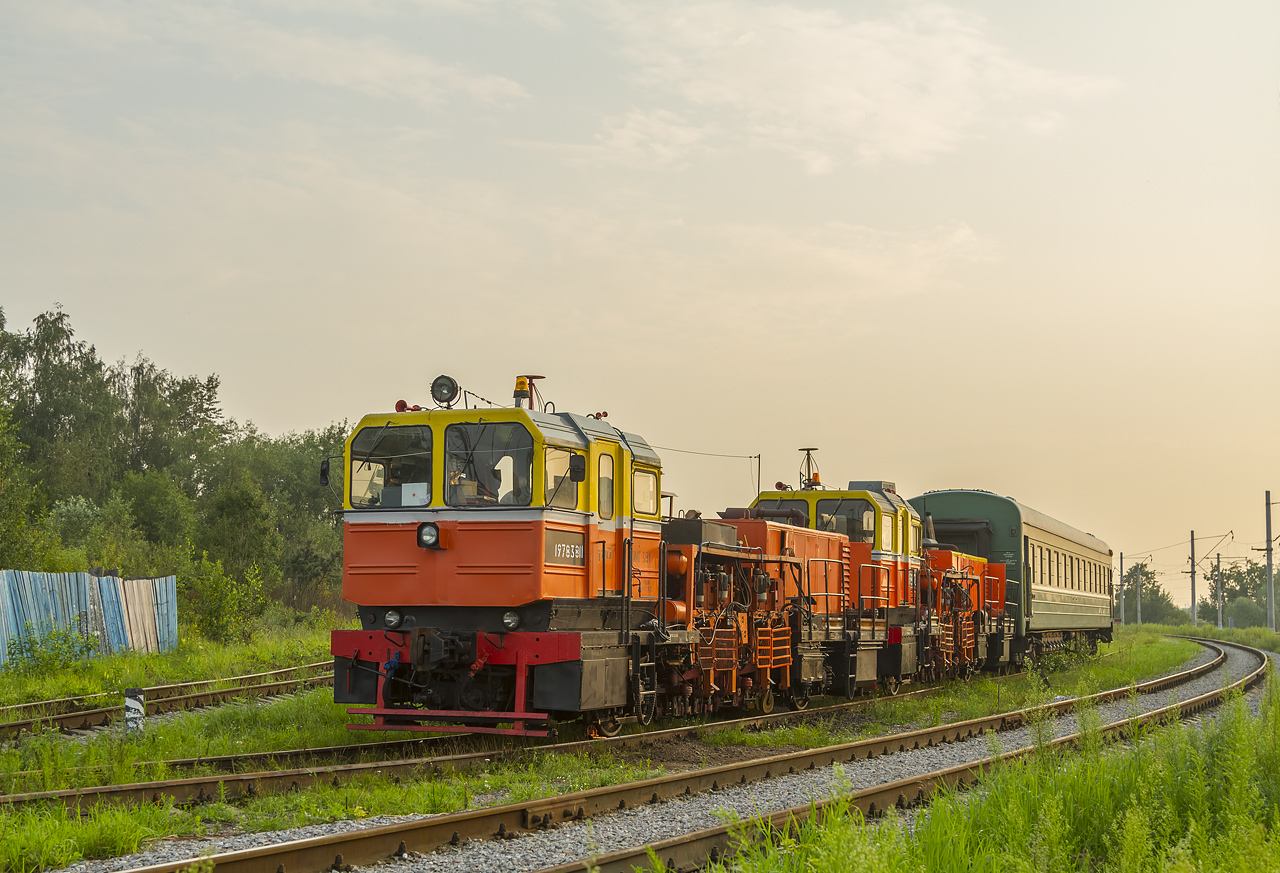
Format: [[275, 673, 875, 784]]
[[395, 400, 408, 412]]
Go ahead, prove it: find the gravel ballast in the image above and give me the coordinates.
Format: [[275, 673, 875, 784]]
[[48, 640, 1268, 873]]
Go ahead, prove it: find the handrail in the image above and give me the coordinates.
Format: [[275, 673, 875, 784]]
[[806, 558, 845, 641], [982, 574, 1002, 610], [857, 563, 892, 642]]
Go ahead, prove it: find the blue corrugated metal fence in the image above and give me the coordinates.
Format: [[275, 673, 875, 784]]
[[0, 571, 179, 667]]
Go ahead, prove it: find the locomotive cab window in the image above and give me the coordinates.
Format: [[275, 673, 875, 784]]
[[545, 447, 580, 509], [598, 454, 614, 520], [349, 424, 433, 508], [633, 468, 659, 516], [762, 498, 810, 527], [816, 498, 874, 540], [444, 422, 533, 506]]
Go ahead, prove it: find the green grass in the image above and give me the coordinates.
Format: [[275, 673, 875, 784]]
[[0, 747, 658, 871], [0, 627, 1216, 870], [704, 629, 1201, 751], [698, 673, 1280, 873], [0, 610, 353, 709], [1137, 621, 1280, 655], [0, 684, 480, 795]]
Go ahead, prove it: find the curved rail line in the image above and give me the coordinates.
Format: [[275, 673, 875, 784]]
[[108, 640, 1239, 873], [549, 638, 1271, 873], [0, 670, 1023, 809], [0, 662, 334, 740]]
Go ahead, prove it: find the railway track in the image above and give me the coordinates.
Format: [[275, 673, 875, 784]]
[[540, 637, 1272, 873], [0, 661, 334, 740], [104, 639, 1254, 873], [0, 670, 1021, 809]]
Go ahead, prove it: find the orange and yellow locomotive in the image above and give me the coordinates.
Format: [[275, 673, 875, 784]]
[[329, 376, 1019, 737]]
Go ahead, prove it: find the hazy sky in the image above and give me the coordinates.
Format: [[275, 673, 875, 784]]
[[4, 1, 1278, 605]]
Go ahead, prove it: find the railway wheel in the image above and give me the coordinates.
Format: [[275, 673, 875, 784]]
[[883, 675, 901, 696], [589, 713, 622, 738], [787, 690, 810, 711], [758, 687, 775, 715]]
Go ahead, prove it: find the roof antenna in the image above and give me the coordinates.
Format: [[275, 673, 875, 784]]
[[799, 448, 821, 490]]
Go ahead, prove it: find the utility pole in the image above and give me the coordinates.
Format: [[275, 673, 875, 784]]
[[1136, 561, 1142, 625], [1268, 492, 1274, 632], [1190, 531, 1196, 627], [1119, 552, 1124, 624], [1216, 553, 1223, 630]]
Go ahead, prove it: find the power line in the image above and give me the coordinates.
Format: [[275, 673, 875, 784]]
[[1127, 532, 1230, 556], [648, 445, 759, 460]]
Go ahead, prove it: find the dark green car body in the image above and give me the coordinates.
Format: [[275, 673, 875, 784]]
[[908, 490, 1113, 642]]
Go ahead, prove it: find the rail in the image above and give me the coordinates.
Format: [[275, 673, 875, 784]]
[[544, 638, 1269, 873], [105, 642, 1239, 871], [1, 666, 1033, 812], [0, 662, 334, 739]]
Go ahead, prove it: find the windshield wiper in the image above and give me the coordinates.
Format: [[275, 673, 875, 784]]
[[356, 420, 393, 472], [822, 496, 846, 532]]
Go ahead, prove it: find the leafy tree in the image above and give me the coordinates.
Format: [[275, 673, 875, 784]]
[[116, 470, 195, 547], [49, 495, 98, 547], [1196, 559, 1272, 626], [0, 405, 64, 570], [85, 494, 154, 578], [120, 357, 226, 487], [1225, 595, 1267, 629], [202, 424, 346, 596], [2, 307, 346, 620], [0, 308, 128, 505], [1114, 564, 1189, 625], [198, 471, 283, 588]]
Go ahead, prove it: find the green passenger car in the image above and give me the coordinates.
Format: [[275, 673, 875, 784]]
[[907, 490, 1114, 656]]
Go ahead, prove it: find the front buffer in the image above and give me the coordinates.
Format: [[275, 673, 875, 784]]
[[332, 627, 584, 737]]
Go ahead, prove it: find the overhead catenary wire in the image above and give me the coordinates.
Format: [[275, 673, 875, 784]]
[[648, 444, 763, 500], [647, 445, 758, 460]]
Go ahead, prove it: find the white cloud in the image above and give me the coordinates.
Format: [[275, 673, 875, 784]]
[[593, 1, 1110, 171], [589, 109, 711, 167], [7, 1, 527, 108]]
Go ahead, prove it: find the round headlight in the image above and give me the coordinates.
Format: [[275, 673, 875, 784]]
[[431, 375, 460, 407], [418, 523, 439, 547], [384, 609, 402, 629], [501, 611, 520, 630]]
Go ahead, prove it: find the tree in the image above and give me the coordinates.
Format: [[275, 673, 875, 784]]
[[1114, 564, 1189, 625], [198, 471, 283, 588], [0, 405, 60, 569], [0, 308, 129, 505], [117, 470, 195, 548], [85, 494, 155, 578], [1197, 559, 1269, 627], [2, 307, 346, 616], [202, 424, 347, 597], [1225, 596, 1267, 629]]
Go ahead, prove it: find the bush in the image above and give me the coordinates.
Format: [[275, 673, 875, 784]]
[[4, 622, 97, 674], [179, 552, 265, 643]]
